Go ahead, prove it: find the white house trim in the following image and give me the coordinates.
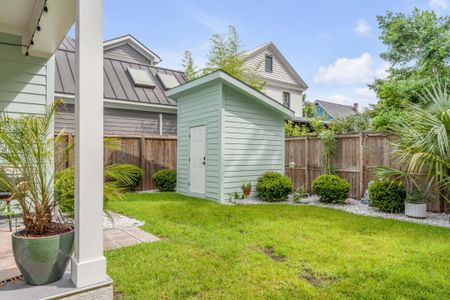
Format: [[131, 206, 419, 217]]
[[71, 0, 107, 288], [103, 34, 161, 65], [55, 93, 178, 113]]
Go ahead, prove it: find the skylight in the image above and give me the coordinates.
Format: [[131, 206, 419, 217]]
[[127, 68, 155, 88], [157, 72, 180, 89]]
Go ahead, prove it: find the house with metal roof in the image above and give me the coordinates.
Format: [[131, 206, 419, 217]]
[[242, 42, 308, 117], [167, 70, 293, 203], [55, 35, 187, 137], [315, 100, 359, 121]]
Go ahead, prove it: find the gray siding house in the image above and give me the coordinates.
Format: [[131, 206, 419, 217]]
[[54, 35, 187, 136], [167, 71, 294, 203]]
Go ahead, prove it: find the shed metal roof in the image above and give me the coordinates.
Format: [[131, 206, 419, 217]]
[[315, 100, 358, 119], [55, 37, 187, 107]]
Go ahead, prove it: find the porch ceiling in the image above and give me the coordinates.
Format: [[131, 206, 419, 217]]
[[0, 0, 75, 58]]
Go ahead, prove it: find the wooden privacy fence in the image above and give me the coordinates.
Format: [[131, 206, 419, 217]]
[[285, 133, 395, 199], [55, 134, 177, 190], [55, 132, 443, 211]]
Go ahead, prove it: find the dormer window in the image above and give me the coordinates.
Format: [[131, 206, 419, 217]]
[[283, 92, 290, 108], [265, 54, 273, 73]]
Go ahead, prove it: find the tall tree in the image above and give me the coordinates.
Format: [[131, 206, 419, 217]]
[[370, 8, 450, 129], [182, 50, 200, 80], [183, 26, 265, 90]]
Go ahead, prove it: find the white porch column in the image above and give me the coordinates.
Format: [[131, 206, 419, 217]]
[[71, 0, 106, 288]]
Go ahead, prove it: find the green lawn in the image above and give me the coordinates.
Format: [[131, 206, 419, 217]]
[[106, 193, 450, 299]]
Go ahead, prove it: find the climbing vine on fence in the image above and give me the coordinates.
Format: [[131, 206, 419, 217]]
[[319, 129, 337, 174]]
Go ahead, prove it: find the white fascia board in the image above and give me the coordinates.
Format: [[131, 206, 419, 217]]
[[55, 93, 177, 113], [103, 35, 161, 64]]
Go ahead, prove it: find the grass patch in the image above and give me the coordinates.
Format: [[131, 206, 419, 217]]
[[106, 192, 450, 299]]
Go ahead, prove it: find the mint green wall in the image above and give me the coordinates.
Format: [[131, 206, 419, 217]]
[[176, 84, 222, 200], [0, 33, 54, 116], [222, 86, 285, 201]]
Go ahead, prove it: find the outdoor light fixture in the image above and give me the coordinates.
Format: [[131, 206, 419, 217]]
[[289, 156, 296, 168]]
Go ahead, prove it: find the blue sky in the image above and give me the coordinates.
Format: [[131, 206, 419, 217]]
[[98, 0, 448, 108]]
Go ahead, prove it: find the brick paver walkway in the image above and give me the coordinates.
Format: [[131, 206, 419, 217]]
[[0, 225, 159, 283]]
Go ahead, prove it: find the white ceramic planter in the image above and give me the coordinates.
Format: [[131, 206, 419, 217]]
[[405, 202, 427, 219]]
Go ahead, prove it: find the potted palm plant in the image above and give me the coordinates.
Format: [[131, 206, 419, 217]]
[[241, 181, 252, 197], [373, 80, 449, 218], [0, 102, 74, 285], [405, 191, 430, 219]]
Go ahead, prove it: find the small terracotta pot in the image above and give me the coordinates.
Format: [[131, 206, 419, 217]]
[[242, 187, 251, 197]]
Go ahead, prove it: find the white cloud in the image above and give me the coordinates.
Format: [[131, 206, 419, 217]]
[[429, 0, 448, 10], [186, 5, 228, 32], [354, 19, 371, 37], [354, 87, 378, 106], [314, 53, 375, 84]]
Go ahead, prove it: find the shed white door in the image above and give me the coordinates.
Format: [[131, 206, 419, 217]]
[[189, 125, 206, 194]]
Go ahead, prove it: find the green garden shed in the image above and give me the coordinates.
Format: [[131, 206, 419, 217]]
[[166, 70, 294, 203]]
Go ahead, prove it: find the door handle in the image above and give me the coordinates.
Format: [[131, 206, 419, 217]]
[[202, 157, 206, 165]]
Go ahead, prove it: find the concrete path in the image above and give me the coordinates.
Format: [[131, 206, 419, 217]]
[[0, 223, 159, 284]]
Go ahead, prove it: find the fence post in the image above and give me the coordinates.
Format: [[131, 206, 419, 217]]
[[305, 136, 309, 193], [140, 136, 146, 191], [359, 133, 365, 198]]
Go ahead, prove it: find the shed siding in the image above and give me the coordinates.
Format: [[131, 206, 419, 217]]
[[0, 33, 52, 115], [176, 85, 221, 200], [244, 48, 297, 86], [222, 86, 284, 200], [55, 103, 177, 136], [104, 44, 153, 65]]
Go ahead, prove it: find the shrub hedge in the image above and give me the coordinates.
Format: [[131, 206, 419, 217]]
[[153, 169, 177, 192], [369, 180, 405, 213], [104, 164, 143, 191], [256, 171, 293, 202], [312, 174, 351, 203]]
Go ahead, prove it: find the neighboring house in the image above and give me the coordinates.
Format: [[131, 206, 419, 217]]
[[315, 100, 359, 121], [242, 42, 308, 117], [54, 35, 187, 136]]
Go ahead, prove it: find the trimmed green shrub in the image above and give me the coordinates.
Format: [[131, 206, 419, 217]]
[[153, 169, 176, 192], [256, 171, 293, 202], [369, 181, 405, 213], [55, 167, 75, 216], [312, 174, 351, 203], [104, 164, 143, 191]]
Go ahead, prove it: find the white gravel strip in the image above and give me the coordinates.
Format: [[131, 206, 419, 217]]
[[301, 196, 450, 228], [103, 211, 144, 228], [236, 196, 450, 228]]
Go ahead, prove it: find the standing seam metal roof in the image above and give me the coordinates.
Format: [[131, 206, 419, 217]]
[[55, 37, 187, 106]]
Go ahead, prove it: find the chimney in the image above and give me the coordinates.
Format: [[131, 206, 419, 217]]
[[353, 103, 359, 112]]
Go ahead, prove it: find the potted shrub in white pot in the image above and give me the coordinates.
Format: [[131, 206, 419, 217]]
[[405, 191, 430, 219]]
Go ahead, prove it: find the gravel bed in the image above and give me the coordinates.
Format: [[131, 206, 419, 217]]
[[302, 196, 450, 228], [103, 211, 144, 228]]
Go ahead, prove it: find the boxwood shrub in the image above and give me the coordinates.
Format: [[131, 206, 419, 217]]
[[256, 171, 293, 202], [312, 174, 351, 203], [368, 180, 405, 213], [104, 164, 143, 191], [153, 169, 177, 192]]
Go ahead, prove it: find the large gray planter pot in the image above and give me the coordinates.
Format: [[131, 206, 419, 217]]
[[405, 202, 427, 219], [12, 228, 74, 285]]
